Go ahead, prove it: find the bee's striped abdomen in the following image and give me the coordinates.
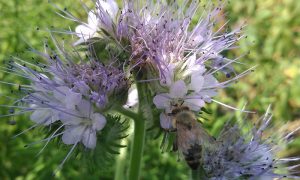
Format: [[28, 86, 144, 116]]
[[184, 144, 202, 170]]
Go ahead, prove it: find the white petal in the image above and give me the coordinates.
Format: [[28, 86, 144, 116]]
[[75, 25, 95, 38], [30, 109, 51, 125], [99, 0, 118, 18], [53, 86, 82, 109], [153, 93, 170, 109], [87, 11, 98, 27], [160, 113, 172, 129], [203, 75, 218, 88], [192, 34, 204, 45], [184, 98, 205, 111], [62, 126, 84, 145], [182, 54, 206, 77], [199, 89, 218, 103], [190, 64, 205, 74], [186, 54, 197, 66], [73, 81, 90, 95], [73, 38, 85, 46], [190, 73, 204, 92], [91, 113, 106, 130], [255, 175, 273, 180], [125, 88, 138, 107], [160, 63, 175, 86], [170, 80, 187, 98], [64, 91, 82, 110], [82, 129, 97, 149], [58, 112, 81, 125], [76, 99, 92, 117], [53, 86, 69, 101]]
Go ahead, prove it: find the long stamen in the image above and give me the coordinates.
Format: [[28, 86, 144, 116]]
[[53, 142, 78, 176]]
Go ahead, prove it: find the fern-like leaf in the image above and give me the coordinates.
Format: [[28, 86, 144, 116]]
[[81, 114, 130, 172]]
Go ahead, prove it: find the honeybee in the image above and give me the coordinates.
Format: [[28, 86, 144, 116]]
[[169, 106, 216, 170]]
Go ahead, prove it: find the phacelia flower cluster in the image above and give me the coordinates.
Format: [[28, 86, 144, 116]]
[[5, 41, 129, 150], [1, 0, 299, 178], [71, 0, 253, 129], [201, 108, 300, 179]]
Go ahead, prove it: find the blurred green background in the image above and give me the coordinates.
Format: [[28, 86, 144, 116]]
[[0, 0, 300, 179]]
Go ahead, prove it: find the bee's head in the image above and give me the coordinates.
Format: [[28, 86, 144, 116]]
[[170, 106, 192, 129], [171, 106, 190, 115]]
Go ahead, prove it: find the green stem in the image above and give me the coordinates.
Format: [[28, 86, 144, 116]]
[[114, 139, 128, 180], [128, 114, 146, 180], [128, 79, 148, 180], [115, 106, 139, 120]]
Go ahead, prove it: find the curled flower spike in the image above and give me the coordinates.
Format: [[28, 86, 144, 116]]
[[70, 1, 254, 124], [72, 1, 247, 78], [83, 0, 250, 129], [201, 107, 300, 179], [1, 38, 130, 151], [119, 0, 245, 82]]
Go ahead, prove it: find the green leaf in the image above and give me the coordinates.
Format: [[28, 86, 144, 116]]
[[80, 115, 130, 172]]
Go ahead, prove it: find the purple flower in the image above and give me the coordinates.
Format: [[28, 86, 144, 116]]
[[74, 0, 119, 45], [115, 0, 253, 129], [4, 40, 129, 150], [119, 1, 244, 81], [153, 76, 218, 129], [73, 1, 245, 79], [202, 107, 300, 179]]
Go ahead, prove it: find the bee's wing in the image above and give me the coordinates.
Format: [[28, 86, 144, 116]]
[[194, 122, 216, 148], [216, 124, 241, 146], [176, 122, 216, 154]]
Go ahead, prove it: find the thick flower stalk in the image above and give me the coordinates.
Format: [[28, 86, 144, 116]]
[[201, 107, 300, 179]]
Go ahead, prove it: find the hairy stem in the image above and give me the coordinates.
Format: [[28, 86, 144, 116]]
[[128, 114, 146, 180], [114, 139, 128, 180], [128, 80, 148, 180], [115, 106, 139, 120]]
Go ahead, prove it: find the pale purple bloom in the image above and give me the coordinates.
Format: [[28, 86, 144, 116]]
[[74, 11, 99, 45], [69, 1, 254, 124], [2, 40, 129, 151], [74, 0, 119, 45], [60, 98, 106, 149], [72, 1, 246, 79], [153, 70, 218, 129], [119, 1, 245, 81], [91, 0, 251, 130], [202, 108, 300, 179]]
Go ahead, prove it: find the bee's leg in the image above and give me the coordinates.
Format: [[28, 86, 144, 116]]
[[179, 100, 184, 106], [160, 131, 168, 152], [172, 133, 178, 153], [173, 135, 181, 162], [168, 128, 177, 133], [177, 151, 181, 162]]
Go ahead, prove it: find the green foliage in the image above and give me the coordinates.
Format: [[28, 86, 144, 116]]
[[86, 115, 129, 165], [79, 115, 129, 178], [1, 0, 300, 179]]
